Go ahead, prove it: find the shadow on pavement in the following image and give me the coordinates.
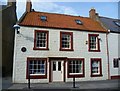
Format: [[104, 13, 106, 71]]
[[2, 77, 13, 89]]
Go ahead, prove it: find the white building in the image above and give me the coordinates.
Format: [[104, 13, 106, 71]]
[[89, 8, 120, 79], [99, 17, 120, 79], [12, 1, 109, 83]]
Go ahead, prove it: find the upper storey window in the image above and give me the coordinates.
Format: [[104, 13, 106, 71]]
[[88, 34, 100, 52], [60, 31, 73, 51], [33, 30, 49, 50]]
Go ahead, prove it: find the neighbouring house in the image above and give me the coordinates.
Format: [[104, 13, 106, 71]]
[[89, 8, 120, 79], [12, 0, 109, 83], [0, 0, 17, 77], [99, 17, 120, 79]]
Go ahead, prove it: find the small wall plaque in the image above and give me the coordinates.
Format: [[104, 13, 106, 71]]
[[21, 47, 27, 52]]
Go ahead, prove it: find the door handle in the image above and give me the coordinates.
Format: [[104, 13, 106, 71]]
[[61, 71, 62, 73]]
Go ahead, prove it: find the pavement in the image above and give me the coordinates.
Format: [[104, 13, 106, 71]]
[[1, 77, 120, 91], [2, 77, 12, 90]]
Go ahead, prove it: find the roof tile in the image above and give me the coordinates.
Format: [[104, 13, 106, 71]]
[[19, 11, 107, 32]]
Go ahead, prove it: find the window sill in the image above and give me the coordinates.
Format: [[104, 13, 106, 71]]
[[59, 48, 74, 51], [33, 47, 49, 50], [91, 74, 103, 77]]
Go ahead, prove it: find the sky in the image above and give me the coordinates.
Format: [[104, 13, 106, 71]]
[[0, 0, 119, 20]]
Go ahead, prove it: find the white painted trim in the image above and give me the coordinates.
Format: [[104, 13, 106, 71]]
[[12, 30, 17, 83]]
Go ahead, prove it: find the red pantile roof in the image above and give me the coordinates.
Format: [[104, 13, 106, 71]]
[[19, 11, 107, 33]]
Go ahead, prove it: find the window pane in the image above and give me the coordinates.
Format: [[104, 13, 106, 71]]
[[73, 68, 75, 73], [69, 64, 72, 73], [53, 61, 56, 71], [69, 60, 83, 74], [113, 58, 119, 68], [58, 62, 61, 71], [91, 61, 99, 74], [40, 65, 44, 69], [61, 34, 71, 49], [36, 32, 46, 48], [40, 70, 45, 74], [89, 35, 97, 50], [28, 59, 46, 75]]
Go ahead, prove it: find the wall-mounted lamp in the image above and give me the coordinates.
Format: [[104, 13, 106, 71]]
[[13, 24, 20, 34]]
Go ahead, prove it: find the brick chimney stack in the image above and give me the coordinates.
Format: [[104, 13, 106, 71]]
[[89, 8, 98, 21], [26, 0, 32, 12]]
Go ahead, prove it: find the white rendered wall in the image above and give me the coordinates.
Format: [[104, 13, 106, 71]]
[[12, 26, 108, 83], [108, 33, 120, 77]]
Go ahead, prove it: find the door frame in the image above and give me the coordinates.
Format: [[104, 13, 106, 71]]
[[49, 57, 67, 82]]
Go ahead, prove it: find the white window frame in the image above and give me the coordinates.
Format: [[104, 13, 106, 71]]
[[91, 61, 100, 75], [88, 34, 100, 52], [89, 36, 98, 50], [36, 32, 47, 48], [69, 60, 83, 75], [29, 59, 46, 75], [62, 34, 71, 49], [91, 58, 102, 77]]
